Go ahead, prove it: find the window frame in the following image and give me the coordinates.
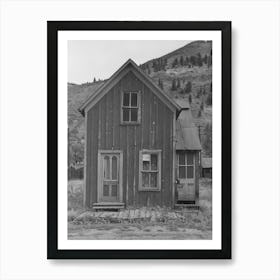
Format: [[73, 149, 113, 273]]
[[177, 152, 195, 179], [121, 91, 141, 125], [138, 149, 161, 192]]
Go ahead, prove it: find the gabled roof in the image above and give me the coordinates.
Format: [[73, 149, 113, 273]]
[[201, 157, 212, 168], [79, 59, 180, 115], [176, 108, 202, 150]]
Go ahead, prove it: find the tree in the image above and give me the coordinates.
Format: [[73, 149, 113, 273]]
[[185, 56, 189, 65], [188, 94, 192, 104], [203, 54, 208, 64], [205, 92, 212, 106], [203, 122, 212, 156], [197, 52, 203, 67], [185, 81, 192, 93], [93, 77, 96, 83], [158, 78, 163, 89], [197, 109, 202, 118], [70, 142, 84, 165], [176, 78, 181, 89], [180, 56, 184, 66], [197, 86, 202, 98], [171, 78, 177, 91], [172, 57, 178, 68], [190, 55, 197, 66], [200, 101, 204, 111], [207, 50, 212, 67]]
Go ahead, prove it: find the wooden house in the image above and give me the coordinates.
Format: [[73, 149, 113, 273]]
[[79, 59, 201, 210]]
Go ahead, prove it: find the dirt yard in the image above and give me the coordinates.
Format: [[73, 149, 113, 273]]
[[67, 179, 212, 240]]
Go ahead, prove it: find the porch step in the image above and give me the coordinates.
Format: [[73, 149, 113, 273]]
[[174, 203, 200, 211], [92, 202, 125, 211]]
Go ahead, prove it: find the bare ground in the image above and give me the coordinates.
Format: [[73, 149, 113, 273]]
[[68, 223, 211, 240], [67, 178, 212, 240]]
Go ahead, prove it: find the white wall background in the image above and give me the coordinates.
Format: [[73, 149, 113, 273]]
[[0, 0, 279, 279]]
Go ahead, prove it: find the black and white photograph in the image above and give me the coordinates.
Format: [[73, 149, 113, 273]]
[[67, 40, 213, 240], [47, 21, 231, 259]]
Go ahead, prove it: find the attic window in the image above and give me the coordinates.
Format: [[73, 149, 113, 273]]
[[121, 91, 141, 124]]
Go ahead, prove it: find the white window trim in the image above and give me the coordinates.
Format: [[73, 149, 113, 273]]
[[120, 91, 141, 124], [178, 152, 195, 179], [138, 149, 161, 191]]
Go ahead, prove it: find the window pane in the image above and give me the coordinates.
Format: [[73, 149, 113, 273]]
[[178, 153, 185, 165], [150, 173, 157, 188], [123, 92, 130, 106], [111, 185, 118, 197], [179, 166, 186, 178], [151, 154, 158, 170], [187, 166, 194, 178], [142, 153, 150, 170], [123, 108, 129, 121], [104, 156, 110, 179], [131, 93, 138, 107], [112, 156, 118, 180], [142, 172, 149, 188], [143, 160, 150, 171], [187, 153, 194, 165], [103, 185, 109, 196], [130, 108, 138, 122]]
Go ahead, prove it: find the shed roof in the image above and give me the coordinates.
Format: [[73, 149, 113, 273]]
[[201, 157, 212, 168], [174, 98, 190, 109], [79, 59, 180, 115], [176, 109, 202, 150]]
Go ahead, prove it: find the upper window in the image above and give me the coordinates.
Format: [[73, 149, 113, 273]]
[[121, 91, 141, 124], [139, 150, 161, 191], [178, 152, 194, 179]]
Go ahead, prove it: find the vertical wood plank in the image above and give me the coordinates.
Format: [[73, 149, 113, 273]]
[[91, 106, 99, 204], [133, 125, 137, 207], [126, 125, 129, 205], [172, 113, 176, 207], [101, 96, 106, 149], [107, 89, 113, 149]]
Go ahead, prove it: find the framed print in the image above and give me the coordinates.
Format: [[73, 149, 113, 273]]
[[47, 21, 231, 259]]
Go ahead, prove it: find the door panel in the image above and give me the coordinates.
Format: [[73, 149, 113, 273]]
[[177, 152, 196, 202], [98, 152, 122, 203]]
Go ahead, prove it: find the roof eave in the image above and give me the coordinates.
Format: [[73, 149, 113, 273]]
[[79, 59, 181, 115]]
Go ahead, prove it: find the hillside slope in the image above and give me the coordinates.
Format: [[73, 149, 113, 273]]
[[68, 40, 212, 164]]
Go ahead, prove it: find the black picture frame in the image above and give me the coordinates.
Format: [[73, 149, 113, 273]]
[[47, 21, 231, 259]]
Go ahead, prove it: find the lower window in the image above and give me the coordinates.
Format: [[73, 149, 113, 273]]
[[139, 150, 161, 191]]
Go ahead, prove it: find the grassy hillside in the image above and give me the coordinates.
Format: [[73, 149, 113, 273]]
[[68, 40, 212, 165], [142, 40, 212, 70]]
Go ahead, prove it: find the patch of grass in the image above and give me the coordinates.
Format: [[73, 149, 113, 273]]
[[68, 209, 82, 222], [68, 180, 84, 221], [68, 180, 83, 211]]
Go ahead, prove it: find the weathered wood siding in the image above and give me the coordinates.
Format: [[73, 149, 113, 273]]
[[85, 71, 174, 208]]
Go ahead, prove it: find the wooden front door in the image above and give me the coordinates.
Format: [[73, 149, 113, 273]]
[[98, 151, 123, 203], [177, 152, 195, 202]]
